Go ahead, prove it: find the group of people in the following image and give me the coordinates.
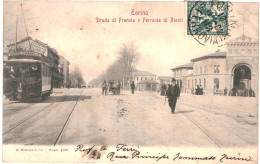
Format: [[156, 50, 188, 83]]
[[195, 85, 204, 95], [102, 80, 121, 95], [227, 87, 255, 97]]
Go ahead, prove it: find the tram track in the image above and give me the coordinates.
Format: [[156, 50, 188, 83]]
[[54, 89, 84, 146], [181, 112, 221, 148], [3, 89, 76, 135], [179, 102, 254, 147]]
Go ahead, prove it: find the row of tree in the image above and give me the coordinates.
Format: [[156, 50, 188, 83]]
[[88, 42, 140, 88]]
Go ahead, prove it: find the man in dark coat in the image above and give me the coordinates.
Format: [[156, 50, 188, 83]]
[[118, 81, 121, 94], [166, 78, 180, 113], [130, 81, 135, 94]]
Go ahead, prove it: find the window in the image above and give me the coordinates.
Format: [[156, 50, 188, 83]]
[[151, 77, 153, 80], [204, 65, 207, 74], [247, 49, 252, 54], [137, 77, 139, 81], [214, 65, 220, 73], [199, 79, 201, 85], [196, 67, 198, 75], [141, 77, 143, 81], [228, 49, 232, 54], [204, 78, 206, 89], [188, 80, 190, 89], [214, 78, 219, 90], [200, 66, 202, 74], [241, 49, 246, 54], [234, 49, 239, 54]]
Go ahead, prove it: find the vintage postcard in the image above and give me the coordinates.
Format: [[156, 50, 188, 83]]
[[2, 0, 259, 163]]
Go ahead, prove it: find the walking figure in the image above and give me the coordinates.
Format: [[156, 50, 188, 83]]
[[102, 81, 107, 95], [166, 78, 180, 114], [118, 81, 121, 94], [224, 87, 228, 96], [160, 82, 167, 96], [131, 81, 135, 94]]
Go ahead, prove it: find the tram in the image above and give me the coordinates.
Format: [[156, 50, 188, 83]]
[[4, 54, 53, 100], [4, 4, 56, 101]]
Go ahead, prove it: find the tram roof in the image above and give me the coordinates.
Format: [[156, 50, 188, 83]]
[[5, 58, 42, 64]]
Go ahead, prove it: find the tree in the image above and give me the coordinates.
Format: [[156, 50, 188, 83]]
[[118, 42, 140, 83], [88, 42, 140, 88]]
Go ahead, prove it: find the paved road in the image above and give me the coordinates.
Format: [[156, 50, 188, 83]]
[[3, 88, 258, 148]]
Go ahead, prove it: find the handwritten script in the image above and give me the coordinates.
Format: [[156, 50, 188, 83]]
[[75, 144, 252, 162]]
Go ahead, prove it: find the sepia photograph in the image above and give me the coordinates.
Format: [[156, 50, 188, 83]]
[[2, 1, 259, 163]]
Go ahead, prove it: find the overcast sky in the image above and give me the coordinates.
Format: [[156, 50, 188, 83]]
[[3, 1, 258, 83]]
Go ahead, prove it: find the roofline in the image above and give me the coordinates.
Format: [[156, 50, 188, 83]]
[[171, 67, 193, 71], [191, 55, 226, 62]]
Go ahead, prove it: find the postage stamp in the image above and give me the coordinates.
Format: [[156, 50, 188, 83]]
[[187, 1, 229, 36]]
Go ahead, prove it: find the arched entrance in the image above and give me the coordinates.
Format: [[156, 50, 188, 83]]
[[233, 65, 251, 90]]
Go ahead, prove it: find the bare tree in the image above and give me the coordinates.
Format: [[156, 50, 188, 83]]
[[118, 42, 140, 84], [88, 42, 140, 88]]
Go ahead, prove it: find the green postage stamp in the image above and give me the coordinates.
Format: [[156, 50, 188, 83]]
[[187, 1, 229, 35]]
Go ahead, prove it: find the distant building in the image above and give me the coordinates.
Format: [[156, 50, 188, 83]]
[[157, 76, 172, 84], [171, 35, 258, 96], [59, 55, 70, 87], [7, 37, 60, 88], [132, 71, 159, 91], [132, 71, 157, 83]]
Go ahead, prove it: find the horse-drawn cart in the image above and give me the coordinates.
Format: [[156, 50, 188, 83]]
[[108, 81, 120, 95]]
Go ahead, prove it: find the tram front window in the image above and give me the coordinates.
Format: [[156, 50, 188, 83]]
[[11, 65, 40, 79]]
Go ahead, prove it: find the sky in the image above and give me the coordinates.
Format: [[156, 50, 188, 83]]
[[3, 1, 259, 83]]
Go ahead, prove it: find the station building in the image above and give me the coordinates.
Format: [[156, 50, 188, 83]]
[[171, 35, 258, 95], [132, 71, 159, 91]]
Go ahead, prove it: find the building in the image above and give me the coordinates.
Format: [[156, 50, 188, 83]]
[[157, 76, 172, 84], [7, 37, 60, 88], [171, 62, 193, 93], [171, 34, 259, 96], [132, 71, 159, 91], [59, 55, 70, 87]]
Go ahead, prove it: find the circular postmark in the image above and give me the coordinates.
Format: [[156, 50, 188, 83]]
[[187, 1, 236, 47]]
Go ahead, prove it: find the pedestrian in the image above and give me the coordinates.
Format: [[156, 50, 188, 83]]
[[199, 85, 203, 95], [166, 78, 180, 114], [102, 81, 107, 95], [160, 82, 167, 96], [195, 85, 200, 95], [130, 81, 135, 94], [224, 87, 228, 96], [118, 81, 121, 94], [67, 79, 71, 89]]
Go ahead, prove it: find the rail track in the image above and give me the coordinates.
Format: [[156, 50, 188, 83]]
[[3, 89, 80, 137], [54, 89, 84, 146], [179, 102, 254, 147]]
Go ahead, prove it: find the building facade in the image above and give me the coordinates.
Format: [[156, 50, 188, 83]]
[[171, 35, 258, 96], [171, 62, 193, 93], [132, 71, 159, 91], [59, 55, 70, 87]]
